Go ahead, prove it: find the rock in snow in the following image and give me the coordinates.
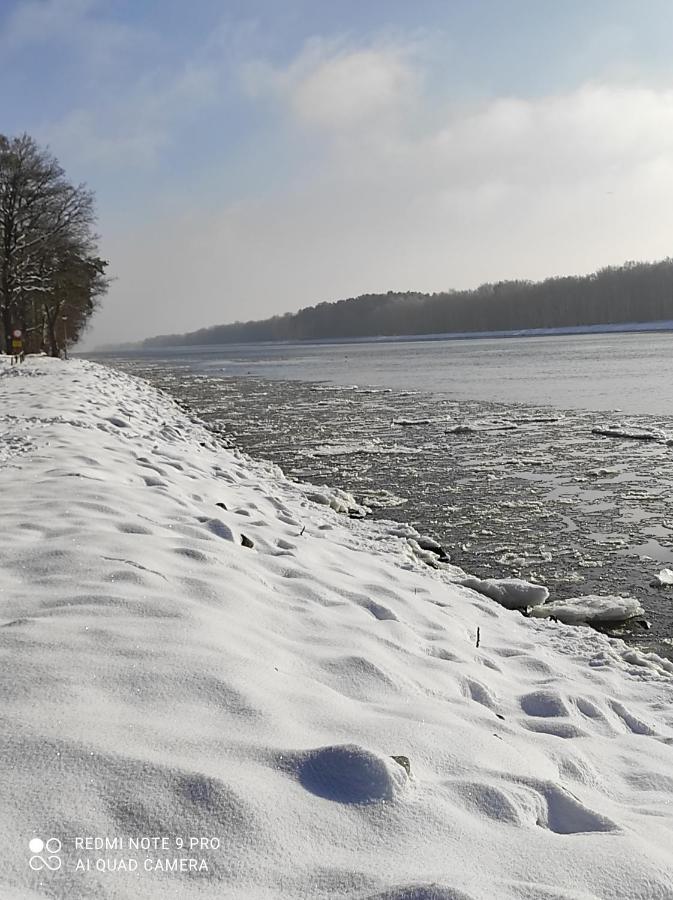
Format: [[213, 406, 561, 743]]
[[1, 355, 673, 900]]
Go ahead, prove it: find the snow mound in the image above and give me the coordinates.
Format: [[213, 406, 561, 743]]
[[530, 594, 644, 625], [286, 744, 408, 804], [459, 576, 549, 609]]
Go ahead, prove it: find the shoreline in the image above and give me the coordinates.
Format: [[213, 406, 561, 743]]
[[94, 318, 673, 355], [102, 355, 673, 657], [2, 355, 673, 899]]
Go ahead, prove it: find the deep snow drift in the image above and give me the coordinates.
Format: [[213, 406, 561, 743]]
[[1, 357, 673, 900]]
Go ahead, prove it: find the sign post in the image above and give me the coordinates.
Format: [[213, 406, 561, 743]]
[[10, 329, 24, 364]]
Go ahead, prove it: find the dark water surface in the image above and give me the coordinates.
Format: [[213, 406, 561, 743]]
[[90, 332, 673, 658]]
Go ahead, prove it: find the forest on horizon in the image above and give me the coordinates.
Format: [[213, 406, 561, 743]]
[[142, 258, 673, 348]]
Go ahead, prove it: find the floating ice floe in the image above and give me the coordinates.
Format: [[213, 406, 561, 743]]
[[311, 440, 419, 457], [651, 568, 673, 588], [591, 424, 666, 442], [446, 421, 518, 435], [529, 594, 645, 625], [513, 414, 565, 424], [496, 548, 553, 566], [459, 576, 549, 609], [359, 489, 408, 509], [353, 387, 393, 394], [392, 418, 433, 426]]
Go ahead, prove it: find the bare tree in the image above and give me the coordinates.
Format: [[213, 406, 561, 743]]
[[0, 133, 108, 354]]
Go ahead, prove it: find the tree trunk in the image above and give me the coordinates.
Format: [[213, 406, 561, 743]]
[[44, 307, 59, 357], [1, 305, 11, 355]]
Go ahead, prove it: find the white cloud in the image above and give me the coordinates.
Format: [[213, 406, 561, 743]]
[[242, 39, 419, 132], [289, 47, 416, 129]]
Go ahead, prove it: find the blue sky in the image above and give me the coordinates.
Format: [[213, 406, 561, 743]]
[[2, 0, 673, 345]]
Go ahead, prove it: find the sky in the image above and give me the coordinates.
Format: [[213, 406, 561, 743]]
[[2, 1, 673, 347]]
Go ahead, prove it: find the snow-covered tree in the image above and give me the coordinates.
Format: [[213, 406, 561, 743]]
[[0, 133, 108, 355]]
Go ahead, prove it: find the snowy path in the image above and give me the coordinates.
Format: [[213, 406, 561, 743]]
[[1, 356, 672, 900]]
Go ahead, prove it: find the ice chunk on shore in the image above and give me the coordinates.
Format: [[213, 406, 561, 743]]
[[530, 594, 644, 625], [651, 568, 673, 587], [304, 487, 369, 517], [407, 539, 442, 568], [459, 576, 549, 609]]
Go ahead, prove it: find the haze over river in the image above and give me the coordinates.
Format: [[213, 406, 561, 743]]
[[91, 331, 673, 656]]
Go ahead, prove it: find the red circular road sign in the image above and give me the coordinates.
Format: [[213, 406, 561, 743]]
[[12, 329, 22, 338]]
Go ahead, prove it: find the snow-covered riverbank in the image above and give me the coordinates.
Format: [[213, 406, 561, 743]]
[[1, 356, 673, 900]]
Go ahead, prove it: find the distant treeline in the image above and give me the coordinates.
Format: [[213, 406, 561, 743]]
[[143, 258, 673, 348]]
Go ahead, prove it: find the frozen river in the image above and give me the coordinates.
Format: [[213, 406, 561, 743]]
[[91, 330, 673, 656], [117, 330, 673, 415]]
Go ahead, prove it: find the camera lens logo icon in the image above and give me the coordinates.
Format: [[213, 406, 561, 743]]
[[29, 838, 62, 871]]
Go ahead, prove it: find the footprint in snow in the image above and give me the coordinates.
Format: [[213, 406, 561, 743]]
[[204, 518, 235, 541], [519, 689, 570, 718]]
